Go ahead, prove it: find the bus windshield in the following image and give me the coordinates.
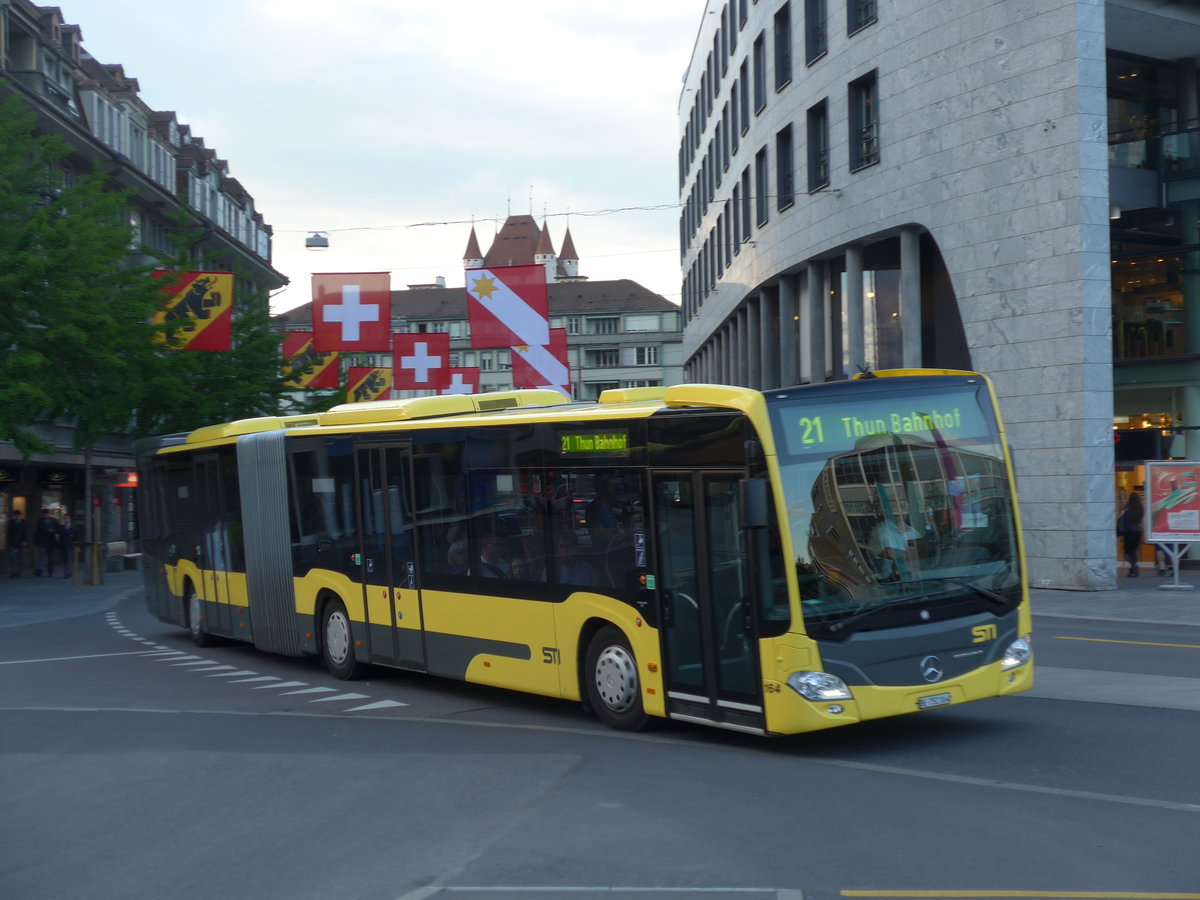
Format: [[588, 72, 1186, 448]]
[[766, 379, 1021, 637]]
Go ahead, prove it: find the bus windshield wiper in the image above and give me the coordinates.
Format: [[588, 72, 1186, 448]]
[[934, 577, 1013, 612], [823, 577, 1011, 639], [824, 587, 959, 637]]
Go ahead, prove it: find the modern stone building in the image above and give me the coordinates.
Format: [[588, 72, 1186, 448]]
[[275, 215, 684, 400], [0, 0, 285, 550], [677, 0, 1200, 589]]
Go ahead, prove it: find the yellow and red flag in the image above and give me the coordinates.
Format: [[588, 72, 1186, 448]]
[[152, 270, 233, 351], [282, 331, 339, 389], [347, 366, 392, 403]]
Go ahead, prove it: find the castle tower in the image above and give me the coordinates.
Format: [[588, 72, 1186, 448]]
[[463, 224, 484, 270], [533, 217, 557, 283], [558, 226, 579, 279]]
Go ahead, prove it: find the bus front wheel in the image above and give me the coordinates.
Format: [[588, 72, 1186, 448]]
[[187, 587, 214, 648], [585, 625, 648, 731], [321, 600, 365, 680]]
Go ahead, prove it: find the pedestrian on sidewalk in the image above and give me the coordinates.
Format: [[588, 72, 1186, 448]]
[[7, 509, 28, 577], [33, 509, 59, 577], [58, 514, 77, 580], [1117, 491, 1144, 577]]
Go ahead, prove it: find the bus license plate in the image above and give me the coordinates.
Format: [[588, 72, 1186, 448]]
[[918, 692, 952, 709]]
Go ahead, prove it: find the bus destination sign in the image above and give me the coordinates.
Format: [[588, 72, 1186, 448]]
[[560, 432, 629, 454]]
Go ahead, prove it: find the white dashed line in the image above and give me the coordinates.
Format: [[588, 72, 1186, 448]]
[[107, 615, 408, 715]]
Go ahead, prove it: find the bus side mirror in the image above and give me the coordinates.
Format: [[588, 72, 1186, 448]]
[[742, 478, 768, 529]]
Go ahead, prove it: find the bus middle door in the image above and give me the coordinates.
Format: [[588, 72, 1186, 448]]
[[193, 453, 233, 636], [355, 443, 426, 671], [652, 471, 764, 733]]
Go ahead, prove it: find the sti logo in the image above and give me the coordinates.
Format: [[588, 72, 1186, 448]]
[[972, 624, 997, 643]]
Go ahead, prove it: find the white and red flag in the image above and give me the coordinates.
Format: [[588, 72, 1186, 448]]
[[312, 272, 391, 352], [512, 327, 570, 398], [465, 264, 549, 349], [393, 333, 450, 393], [441, 367, 480, 395]]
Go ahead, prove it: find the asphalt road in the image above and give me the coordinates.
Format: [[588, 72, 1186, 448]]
[[1, 578, 1197, 900]]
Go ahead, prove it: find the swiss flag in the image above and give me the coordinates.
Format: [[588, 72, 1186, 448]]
[[440, 367, 480, 395], [393, 332, 450, 392], [312, 273, 392, 351], [511, 327, 570, 398], [465, 265, 549, 349]]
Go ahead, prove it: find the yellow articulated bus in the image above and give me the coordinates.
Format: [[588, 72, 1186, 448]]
[[136, 369, 1032, 735]]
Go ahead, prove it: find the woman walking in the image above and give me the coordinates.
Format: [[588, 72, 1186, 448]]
[[1118, 491, 1145, 577]]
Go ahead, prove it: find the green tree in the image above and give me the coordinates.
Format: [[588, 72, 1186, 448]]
[[0, 92, 167, 458]]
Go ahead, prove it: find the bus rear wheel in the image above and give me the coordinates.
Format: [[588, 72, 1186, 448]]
[[321, 600, 365, 680], [585, 625, 648, 731], [187, 587, 214, 648]]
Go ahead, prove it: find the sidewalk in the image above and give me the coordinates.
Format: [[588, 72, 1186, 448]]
[[1030, 569, 1200, 627], [0, 562, 1196, 629], [0, 565, 145, 628]]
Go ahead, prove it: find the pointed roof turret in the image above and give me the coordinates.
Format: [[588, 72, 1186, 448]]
[[463, 225, 483, 264], [559, 226, 578, 262], [534, 218, 556, 258]]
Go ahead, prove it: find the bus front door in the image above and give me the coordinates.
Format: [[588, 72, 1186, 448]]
[[652, 472, 764, 733], [355, 444, 426, 671]]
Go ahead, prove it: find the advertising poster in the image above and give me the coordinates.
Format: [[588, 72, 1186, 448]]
[[1145, 460, 1200, 543]]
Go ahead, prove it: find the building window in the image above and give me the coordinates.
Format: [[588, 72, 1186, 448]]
[[848, 0, 877, 35], [752, 32, 767, 113], [634, 346, 660, 366], [738, 62, 750, 135], [624, 379, 661, 389], [774, 3, 792, 90], [776, 125, 795, 210], [755, 147, 769, 226], [586, 382, 620, 399], [805, 0, 827, 63], [588, 316, 619, 335], [807, 100, 830, 190], [741, 167, 752, 240], [849, 71, 879, 171], [732, 182, 742, 254], [480, 352, 494, 371], [567, 316, 582, 334], [625, 314, 660, 331]]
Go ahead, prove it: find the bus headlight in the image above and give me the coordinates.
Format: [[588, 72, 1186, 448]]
[[787, 671, 853, 701], [1000, 634, 1032, 670]]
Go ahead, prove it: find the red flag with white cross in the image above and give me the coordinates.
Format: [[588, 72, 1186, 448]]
[[465, 264, 549, 349], [311, 272, 392, 351], [393, 333, 450, 392], [440, 367, 480, 395]]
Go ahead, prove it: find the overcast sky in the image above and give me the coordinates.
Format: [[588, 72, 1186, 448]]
[[58, 0, 705, 312]]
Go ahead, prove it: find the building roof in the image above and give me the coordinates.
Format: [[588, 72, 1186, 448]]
[[482, 214, 541, 268], [559, 226, 578, 262], [273, 278, 677, 328], [463, 225, 483, 261]]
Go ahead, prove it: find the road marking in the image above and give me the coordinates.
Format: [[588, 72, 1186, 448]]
[[0, 651, 176, 664], [204, 669, 258, 678], [279, 686, 339, 696], [250, 680, 308, 690], [309, 692, 370, 703], [228, 675, 281, 684], [1055, 635, 1200, 650], [345, 699, 408, 711]]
